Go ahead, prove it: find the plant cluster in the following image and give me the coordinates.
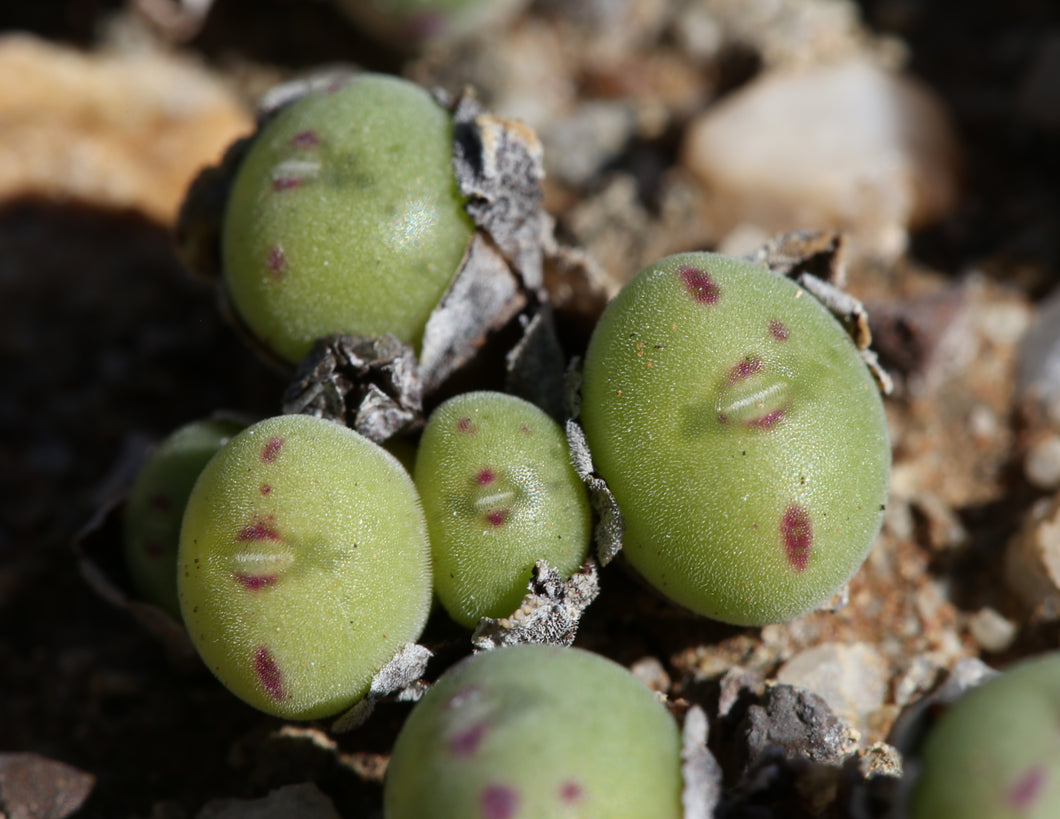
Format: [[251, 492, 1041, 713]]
[[116, 69, 897, 812]]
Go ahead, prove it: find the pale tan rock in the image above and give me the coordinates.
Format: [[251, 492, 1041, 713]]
[[776, 642, 888, 739], [0, 34, 252, 223], [682, 59, 960, 259], [1006, 494, 1060, 619]]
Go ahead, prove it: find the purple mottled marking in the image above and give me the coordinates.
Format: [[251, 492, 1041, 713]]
[[144, 540, 165, 558], [1007, 765, 1047, 809], [769, 319, 790, 341], [476, 468, 496, 486], [487, 510, 509, 528], [272, 176, 303, 192], [457, 417, 475, 434], [782, 505, 813, 571], [261, 483, 272, 496], [747, 409, 785, 430], [448, 721, 488, 757], [262, 436, 284, 463], [150, 493, 171, 512], [290, 129, 319, 148], [679, 265, 720, 304], [520, 424, 532, 435], [559, 781, 583, 803], [254, 646, 285, 700], [403, 12, 445, 40], [235, 573, 277, 591], [266, 245, 286, 280], [729, 356, 763, 382], [480, 785, 519, 819], [237, 517, 281, 542]]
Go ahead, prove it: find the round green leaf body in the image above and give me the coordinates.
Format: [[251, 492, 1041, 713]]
[[124, 418, 245, 620], [222, 72, 474, 364], [910, 653, 1060, 819], [333, 0, 526, 48], [415, 392, 592, 628], [383, 644, 683, 819], [580, 252, 890, 626], [178, 414, 432, 720]]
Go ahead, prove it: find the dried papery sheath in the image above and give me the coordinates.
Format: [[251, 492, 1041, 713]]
[[331, 643, 433, 733], [565, 416, 624, 567], [73, 414, 251, 666], [282, 333, 422, 444], [503, 309, 568, 423], [470, 560, 600, 650], [74, 496, 198, 667], [448, 88, 550, 293], [417, 232, 526, 393]]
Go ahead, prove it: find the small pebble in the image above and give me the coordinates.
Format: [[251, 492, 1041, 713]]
[[967, 607, 1018, 654], [1024, 433, 1060, 489], [682, 59, 959, 259], [776, 642, 888, 738], [1006, 495, 1060, 618]]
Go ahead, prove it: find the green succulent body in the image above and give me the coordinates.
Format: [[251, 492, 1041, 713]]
[[222, 72, 474, 364], [910, 653, 1060, 819], [334, 0, 526, 48], [384, 644, 684, 819], [178, 414, 432, 720], [415, 392, 592, 628], [580, 252, 890, 626], [124, 418, 245, 620]]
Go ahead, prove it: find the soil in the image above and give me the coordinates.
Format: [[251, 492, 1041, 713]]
[[2, 1, 1059, 817]]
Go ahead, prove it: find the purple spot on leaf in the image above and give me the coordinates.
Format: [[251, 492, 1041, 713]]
[[487, 510, 509, 528], [144, 540, 165, 558], [457, 417, 476, 434], [1007, 765, 1047, 810], [782, 505, 813, 572], [290, 129, 320, 148], [476, 468, 496, 486], [747, 409, 785, 430], [267, 245, 286, 280], [261, 483, 272, 496], [480, 785, 519, 819], [404, 12, 445, 41], [559, 781, 583, 803], [272, 176, 303, 192], [237, 517, 281, 542], [262, 437, 284, 463], [769, 320, 790, 341], [254, 646, 285, 700], [449, 721, 488, 757], [728, 356, 763, 383], [235, 573, 277, 591], [680, 265, 720, 305], [150, 493, 171, 512]]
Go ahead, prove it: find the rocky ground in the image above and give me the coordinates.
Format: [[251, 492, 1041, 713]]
[[2, 0, 1059, 817]]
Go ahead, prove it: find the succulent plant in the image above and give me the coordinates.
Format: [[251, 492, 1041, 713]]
[[579, 251, 891, 626], [414, 391, 592, 628], [124, 418, 245, 620], [178, 413, 432, 720], [333, 0, 527, 49], [384, 644, 684, 818], [909, 652, 1060, 818], [222, 72, 474, 365]]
